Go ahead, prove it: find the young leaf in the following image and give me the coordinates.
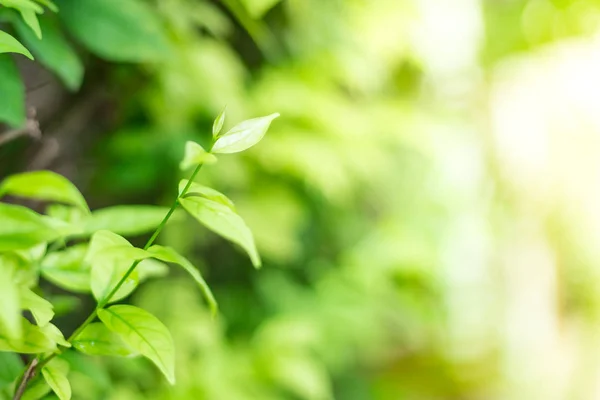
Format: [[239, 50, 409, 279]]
[[0, 0, 44, 13], [35, 0, 58, 12], [98, 305, 175, 384], [179, 180, 235, 210], [179, 196, 261, 268], [0, 203, 59, 252], [0, 259, 21, 339], [212, 113, 279, 154], [41, 244, 91, 293], [0, 170, 90, 212], [0, 318, 57, 353], [82, 205, 169, 236], [147, 245, 218, 315], [20, 288, 54, 326], [212, 107, 226, 138], [41, 323, 70, 348], [55, 0, 170, 62], [41, 358, 71, 400], [21, 377, 51, 400], [15, 15, 84, 90], [20, 9, 42, 39], [0, 30, 33, 59], [179, 141, 217, 170], [0, 54, 26, 127], [72, 322, 136, 357]]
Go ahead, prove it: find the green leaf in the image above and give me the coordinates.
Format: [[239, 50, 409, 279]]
[[81, 205, 169, 236], [240, 0, 281, 18], [0, 170, 89, 212], [180, 196, 261, 268], [0, 258, 21, 339], [72, 322, 136, 357], [86, 232, 141, 304], [179, 141, 217, 170], [0, 30, 33, 60], [41, 323, 70, 348], [20, 9, 42, 39], [0, 203, 59, 252], [98, 305, 175, 384], [35, 0, 58, 12], [0, 0, 44, 13], [0, 352, 23, 389], [0, 54, 26, 127], [55, 0, 170, 62], [212, 107, 226, 138], [21, 378, 51, 400], [15, 15, 84, 90], [41, 358, 71, 400], [147, 245, 217, 316], [179, 180, 235, 210], [0, 318, 57, 353], [212, 113, 279, 154], [20, 288, 54, 326], [41, 244, 90, 293]]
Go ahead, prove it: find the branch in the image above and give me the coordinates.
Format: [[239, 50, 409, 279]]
[[13, 358, 38, 400]]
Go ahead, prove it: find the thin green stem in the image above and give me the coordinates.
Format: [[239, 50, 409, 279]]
[[15, 160, 208, 398]]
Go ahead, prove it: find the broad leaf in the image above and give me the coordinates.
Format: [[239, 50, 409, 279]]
[[0, 30, 33, 60], [0, 54, 26, 127], [21, 378, 51, 400], [41, 244, 90, 293], [0, 0, 43, 13], [179, 180, 235, 210], [212, 107, 226, 138], [0, 258, 21, 339], [55, 0, 170, 62], [35, 0, 58, 12], [0, 318, 56, 353], [179, 141, 217, 170], [72, 322, 136, 357], [41, 323, 70, 348], [0, 352, 23, 389], [147, 245, 217, 315], [0, 203, 61, 251], [98, 305, 175, 384], [15, 15, 84, 90], [20, 288, 54, 326], [41, 358, 71, 400], [82, 205, 169, 236], [212, 113, 279, 154], [0, 170, 89, 212], [180, 196, 261, 267], [20, 9, 42, 39]]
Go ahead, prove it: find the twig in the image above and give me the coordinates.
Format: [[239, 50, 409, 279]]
[[0, 108, 42, 147], [13, 358, 38, 400]]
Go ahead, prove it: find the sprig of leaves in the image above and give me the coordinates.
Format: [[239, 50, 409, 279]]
[[2, 110, 279, 399]]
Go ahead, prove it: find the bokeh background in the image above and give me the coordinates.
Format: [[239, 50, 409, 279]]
[[4, 0, 600, 398]]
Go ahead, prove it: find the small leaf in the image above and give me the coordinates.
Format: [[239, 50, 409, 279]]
[[212, 107, 226, 138], [98, 305, 175, 384], [85, 230, 130, 262], [0, 30, 33, 59], [0, 170, 89, 212], [0, 54, 26, 127], [180, 196, 261, 267], [41, 244, 90, 293], [0, 0, 44, 13], [0, 318, 57, 353], [20, 288, 54, 326], [82, 205, 169, 236], [15, 15, 84, 90], [0, 352, 23, 390], [21, 378, 51, 400], [41, 358, 71, 400], [20, 9, 42, 39], [72, 322, 136, 357], [41, 323, 70, 348], [179, 180, 235, 210], [179, 141, 217, 170], [0, 203, 61, 251], [147, 245, 217, 316], [0, 258, 21, 339], [35, 0, 58, 12], [212, 113, 279, 154], [55, 0, 170, 62]]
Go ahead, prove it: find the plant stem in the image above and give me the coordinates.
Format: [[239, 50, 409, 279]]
[[14, 161, 206, 399]]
